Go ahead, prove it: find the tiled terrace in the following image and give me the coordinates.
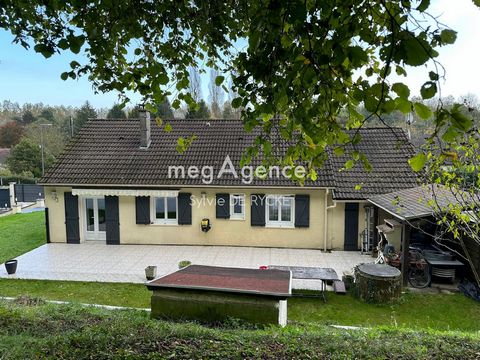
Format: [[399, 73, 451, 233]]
[[0, 243, 374, 287]]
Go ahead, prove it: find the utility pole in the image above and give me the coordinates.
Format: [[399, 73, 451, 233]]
[[40, 123, 52, 176]]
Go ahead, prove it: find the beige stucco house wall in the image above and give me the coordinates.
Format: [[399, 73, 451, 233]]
[[45, 187, 348, 249], [326, 200, 367, 250], [44, 186, 373, 250]]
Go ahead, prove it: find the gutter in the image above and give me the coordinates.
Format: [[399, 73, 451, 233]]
[[38, 183, 331, 190], [324, 189, 337, 252]]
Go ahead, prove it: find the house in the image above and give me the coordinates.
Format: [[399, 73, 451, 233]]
[[39, 111, 417, 250]]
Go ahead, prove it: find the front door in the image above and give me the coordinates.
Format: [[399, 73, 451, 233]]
[[84, 197, 106, 240], [344, 202, 359, 251]]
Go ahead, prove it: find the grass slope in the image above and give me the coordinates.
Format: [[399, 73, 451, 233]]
[[0, 212, 46, 264], [0, 278, 479, 332], [0, 301, 478, 360]]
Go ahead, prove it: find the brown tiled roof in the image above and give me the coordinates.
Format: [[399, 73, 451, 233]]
[[367, 184, 465, 221], [40, 119, 418, 198], [40, 119, 332, 188], [330, 128, 418, 200]]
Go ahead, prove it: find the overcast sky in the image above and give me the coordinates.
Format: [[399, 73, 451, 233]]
[[0, 0, 478, 108]]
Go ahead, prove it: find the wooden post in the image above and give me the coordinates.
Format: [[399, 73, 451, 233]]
[[373, 206, 379, 249], [400, 222, 411, 286]]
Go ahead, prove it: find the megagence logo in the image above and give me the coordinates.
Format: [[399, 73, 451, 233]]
[[168, 155, 307, 184]]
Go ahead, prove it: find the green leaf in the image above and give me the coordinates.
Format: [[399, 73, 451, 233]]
[[134, 48, 142, 56], [364, 96, 378, 112], [416, 0, 430, 12], [215, 75, 225, 86], [164, 123, 172, 132], [60, 72, 69, 81], [33, 44, 54, 58], [409, 153, 427, 172], [420, 81, 437, 99], [158, 73, 169, 85], [440, 29, 457, 45], [392, 82, 410, 99], [344, 160, 355, 170], [428, 71, 439, 81], [450, 105, 473, 132], [58, 39, 69, 50], [414, 102, 432, 119], [333, 147, 345, 156], [69, 35, 85, 54], [231, 97, 242, 108], [395, 66, 407, 76], [144, 103, 156, 113], [382, 99, 396, 113], [442, 126, 459, 142], [395, 97, 412, 114], [172, 99, 181, 109], [402, 37, 431, 66]]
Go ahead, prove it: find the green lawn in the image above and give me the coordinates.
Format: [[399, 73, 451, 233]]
[[0, 278, 479, 332], [0, 301, 478, 359], [0, 212, 46, 264]]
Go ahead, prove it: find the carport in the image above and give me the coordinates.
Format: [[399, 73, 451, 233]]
[[368, 184, 467, 285]]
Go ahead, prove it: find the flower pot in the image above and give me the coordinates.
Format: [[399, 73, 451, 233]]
[[5, 259, 17, 275], [145, 266, 157, 281]]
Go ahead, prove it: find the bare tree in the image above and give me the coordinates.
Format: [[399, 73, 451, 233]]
[[459, 93, 479, 110], [222, 75, 241, 119], [189, 67, 202, 102], [209, 69, 224, 118]]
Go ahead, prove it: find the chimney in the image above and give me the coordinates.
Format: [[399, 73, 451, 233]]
[[138, 106, 151, 149]]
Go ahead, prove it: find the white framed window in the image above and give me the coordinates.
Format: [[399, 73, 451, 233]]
[[230, 194, 245, 220], [152, 196, 178, 225], [266, 195, 294, 228]]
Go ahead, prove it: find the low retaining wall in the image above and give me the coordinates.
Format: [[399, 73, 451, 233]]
[[150, 288, 287, 326]]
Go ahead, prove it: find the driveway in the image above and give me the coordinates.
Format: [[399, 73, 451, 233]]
[[0, 243, 373, 287]]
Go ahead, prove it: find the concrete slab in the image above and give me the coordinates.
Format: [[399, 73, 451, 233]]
[[0, 243, 374, 286]]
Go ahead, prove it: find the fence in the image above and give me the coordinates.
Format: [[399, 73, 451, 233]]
[[0, 189, 10, 208], [14, 184, 44, 203]]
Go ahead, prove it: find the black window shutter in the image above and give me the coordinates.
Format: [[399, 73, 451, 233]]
[[216, 193, 230, 219], [135, 196, 150, 224], [250, 194, 265, 226], [178, 193, 192, 225], [105, 196, 120, 244], [294, 195, 310, 228], [64, 192, 80, 243]]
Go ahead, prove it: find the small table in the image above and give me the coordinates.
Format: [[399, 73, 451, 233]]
[[268, 266, 339, 302]]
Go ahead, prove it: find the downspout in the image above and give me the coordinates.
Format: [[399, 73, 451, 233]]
[[324, 188, 337, 252]]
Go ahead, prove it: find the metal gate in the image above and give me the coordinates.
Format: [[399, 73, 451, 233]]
[[14, 184, 44, 202], [0, 189, 10, 208]]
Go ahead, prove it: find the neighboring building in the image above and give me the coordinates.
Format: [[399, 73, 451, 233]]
[[40, 113, 417, 250]]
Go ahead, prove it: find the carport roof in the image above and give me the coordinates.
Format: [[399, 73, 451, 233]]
[[367, 184, 465, 221]]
